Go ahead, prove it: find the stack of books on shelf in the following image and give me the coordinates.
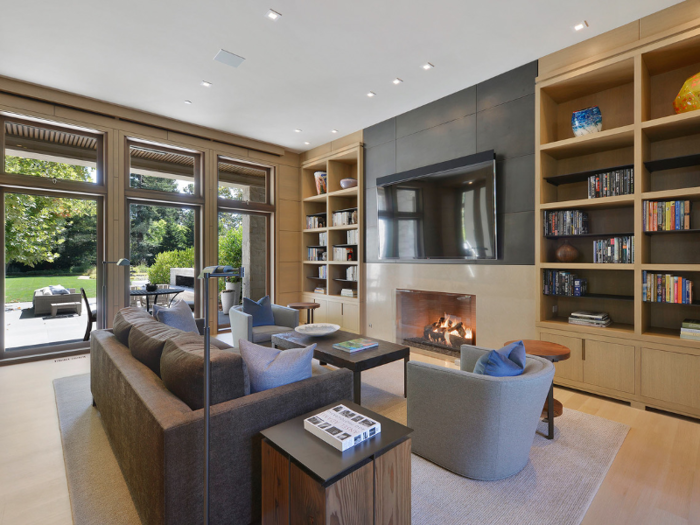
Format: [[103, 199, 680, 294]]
[[543, 270, 588, 297], [680, 319, 700, 341], [332, 208, 358, 227], [593, 236, 634, 263], [642, 271, 694, 304], [346, 229, 359, 244], [543, 210, 588, 236], [317, 266, 327, 279], [588, 168, 634, 199], [306, 214, 326, 229], [314, 286, 326, 294], [307, 247, 327, 261], [333, 246, 355, 261], [568, 311, 611, 328], [318, 232, 328, 246], [345, 266, 358, 281], [643, 200, 691, 231], [340, 288, 357, 298]]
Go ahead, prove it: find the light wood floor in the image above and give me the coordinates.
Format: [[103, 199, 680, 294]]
[[0, 352, 699, 524]]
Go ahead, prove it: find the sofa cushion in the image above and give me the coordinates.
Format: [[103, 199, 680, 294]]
[[242, 295, 275, 327], [49, 285, 70, 295], [239, 339, 314, 393], [252, 325, 295, 344], [128, 322, 185, 377], [160, 334, 249, 409], [153, 300, 199, 334], [113, 307, 157, 346]]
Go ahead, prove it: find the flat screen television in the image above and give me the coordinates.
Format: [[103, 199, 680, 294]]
[[376, 150, 497, 261]]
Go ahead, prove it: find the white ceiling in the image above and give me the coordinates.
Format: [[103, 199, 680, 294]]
[[0, 0, 683, 152]]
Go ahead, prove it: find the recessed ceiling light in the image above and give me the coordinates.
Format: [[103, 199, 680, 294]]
[[393, 78, 403, 84], [574, 21, 588, 31], [422, 63, 434, 70], [201, 81, 212, 87], [184, 100, 192, 105], [267, 9, 281, 20], [294, 129, 302, 133], [304, 141, 310, 145], [367, 91, 376, 97], [331, 129, 338, 134]]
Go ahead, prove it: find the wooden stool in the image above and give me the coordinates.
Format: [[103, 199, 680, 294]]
[[286, 302, 320, 324], [504, 339, 571, 440]]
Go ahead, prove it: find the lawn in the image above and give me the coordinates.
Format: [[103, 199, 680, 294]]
[[5, 275, 97, 303]]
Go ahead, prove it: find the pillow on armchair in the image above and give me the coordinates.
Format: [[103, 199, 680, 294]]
[[242, 295, 275, 327], [473, 340, 526, 377]]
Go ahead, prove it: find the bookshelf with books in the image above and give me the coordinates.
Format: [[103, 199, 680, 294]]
[[300, 145, 363, 332], [536, 24, 700, 418]]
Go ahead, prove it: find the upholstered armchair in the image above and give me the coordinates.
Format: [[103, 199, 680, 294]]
[[407, 344, 554, 481], [228, 304, 299, 348]]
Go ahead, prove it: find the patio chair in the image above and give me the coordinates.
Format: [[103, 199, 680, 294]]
[[81, 288, 97, 341]]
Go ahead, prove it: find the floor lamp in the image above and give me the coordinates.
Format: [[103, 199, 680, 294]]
[[102, 259, 130, 328], [198, 265, 243, 524]]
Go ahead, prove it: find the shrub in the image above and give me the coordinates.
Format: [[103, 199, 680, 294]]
[[147, 247, 195, 284]]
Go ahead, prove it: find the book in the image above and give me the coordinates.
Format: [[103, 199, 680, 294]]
[[304, 404, 381, 451], [333, 338, 378, 353], [570, 311, 610, 321], [682, 319, 700, 330]]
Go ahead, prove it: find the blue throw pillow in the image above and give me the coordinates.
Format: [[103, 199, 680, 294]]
[[242, 296, 275, 327], [153, 300, 199, 334], [472, 341, 526, 377], [238, 339, 314, 393]]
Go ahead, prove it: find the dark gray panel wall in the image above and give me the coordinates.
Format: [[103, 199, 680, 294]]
[[364, 61, 537, 265]]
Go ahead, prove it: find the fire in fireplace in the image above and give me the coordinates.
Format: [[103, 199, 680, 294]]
[[396, 290, 476, 357]]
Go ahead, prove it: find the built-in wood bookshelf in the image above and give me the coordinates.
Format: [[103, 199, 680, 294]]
[[536, 25, 700, 418], [300, 145, 363, 332]]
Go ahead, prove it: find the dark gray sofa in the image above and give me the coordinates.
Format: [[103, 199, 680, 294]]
[[90, 309, 353, 525]]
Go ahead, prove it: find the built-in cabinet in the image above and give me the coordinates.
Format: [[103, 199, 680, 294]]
[[300, 145, 363, 332]]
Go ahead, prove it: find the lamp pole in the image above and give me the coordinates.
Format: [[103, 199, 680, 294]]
[[101, 259, 130, 328], [198, 265, 243, 524]]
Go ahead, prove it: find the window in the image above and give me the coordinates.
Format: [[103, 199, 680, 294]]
[[129, 142, 198, 195], [218, 157, 269, 204], [3, 118, 100, 184]]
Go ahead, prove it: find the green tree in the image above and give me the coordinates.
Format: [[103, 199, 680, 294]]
[[4, 156, 95, 268]]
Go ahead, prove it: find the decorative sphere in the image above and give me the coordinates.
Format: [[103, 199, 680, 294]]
[[556, 242, 579, 263]]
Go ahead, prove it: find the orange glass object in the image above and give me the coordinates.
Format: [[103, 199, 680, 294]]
[[674, 72, 700, 114]]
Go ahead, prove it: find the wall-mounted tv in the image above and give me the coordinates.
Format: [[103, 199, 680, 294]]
[[376, 150, 497, 261]]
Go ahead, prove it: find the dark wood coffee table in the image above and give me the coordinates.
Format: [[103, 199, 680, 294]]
[[261, 400, 412, 524], [271, 330, 410, 405], [505, 339, 571, 440]]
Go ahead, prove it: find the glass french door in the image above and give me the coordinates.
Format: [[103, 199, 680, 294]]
[[1, 189, 102, 359]]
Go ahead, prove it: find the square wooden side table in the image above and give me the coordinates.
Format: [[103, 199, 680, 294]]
[[260, 400, 413, 525]]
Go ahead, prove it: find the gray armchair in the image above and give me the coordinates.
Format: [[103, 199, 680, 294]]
[[228, 303, 299, 348], [407, 344, 554, 481]]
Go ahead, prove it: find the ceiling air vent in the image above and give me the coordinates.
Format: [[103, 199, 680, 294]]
[[214, 49, 246, 68]]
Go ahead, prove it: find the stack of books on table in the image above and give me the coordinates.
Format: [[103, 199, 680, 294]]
[[333, 338, 378, 353], [680, 319, 700, 341], [304, 404, 381, 451], [568, 311, 611, 328]]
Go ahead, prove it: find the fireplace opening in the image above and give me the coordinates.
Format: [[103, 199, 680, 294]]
[[176, 275, 195, 288], [396, 290, 476, 357]]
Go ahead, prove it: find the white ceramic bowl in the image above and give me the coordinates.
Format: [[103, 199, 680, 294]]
[[295, 323, 341, 336], [340, 178, 358, 189]]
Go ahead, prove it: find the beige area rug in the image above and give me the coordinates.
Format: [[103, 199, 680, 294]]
[[55, 360, 628, 525]]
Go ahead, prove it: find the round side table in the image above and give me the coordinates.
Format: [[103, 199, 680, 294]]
[[505, 339, 571, 440], [287, 302, 321, 324]]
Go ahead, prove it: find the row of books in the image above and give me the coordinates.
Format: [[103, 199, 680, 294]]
[[543, 270, 588, 297], [345, 229, 359, 244], [643, 200, 691, 231], [317, 266, 327, 279], [680, 319, 700, 341], [345, 266, 358, 281], [332, 247, 356, 262], [307, 247, 327, 261], [588, 168, 634, 199], [568, 311, 611, 328], [642, 271, 694, 304], [592, 236, 634, 264], [306, 214, 326, 229], [332, 208, 358, 227], [543, 210, 589, 236]]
